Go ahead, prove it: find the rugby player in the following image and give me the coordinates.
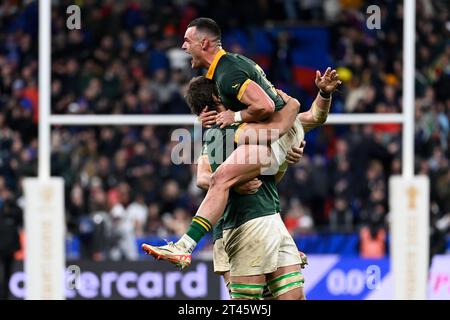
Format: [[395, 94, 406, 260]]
[[190, 78, 312, 299], [142, 18, 340, 270]]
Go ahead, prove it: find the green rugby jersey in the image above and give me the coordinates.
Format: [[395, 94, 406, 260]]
[[205, 49, 285, 112], [202, 124, 280, 240]]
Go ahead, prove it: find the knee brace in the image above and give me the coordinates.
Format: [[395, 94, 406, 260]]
[[229, 282, 265, 300], [267, 271, 304, 298]]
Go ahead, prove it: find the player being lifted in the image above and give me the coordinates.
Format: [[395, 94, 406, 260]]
[[142, 18, 341, 270]]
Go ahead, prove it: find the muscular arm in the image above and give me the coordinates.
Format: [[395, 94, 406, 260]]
[[215, 80, 277, 128], [235, 94, 300, 145], [197, 154, 263, 195], [298, 92, 331, 133], [238, 81, 276, 122], [197, 155, 212, 191], [299, 67, 341, 132]]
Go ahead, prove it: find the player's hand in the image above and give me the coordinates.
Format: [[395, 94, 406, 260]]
[[216, 109, 235, 128], [233, 178, 262, 195], [286, 140, 306, 165], [315, 67, 342, 94], [199, 106, 217, 128]]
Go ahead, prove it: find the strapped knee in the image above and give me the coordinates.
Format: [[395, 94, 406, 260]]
[[267, 271, 304, 298], [229, 282, 265, 300]]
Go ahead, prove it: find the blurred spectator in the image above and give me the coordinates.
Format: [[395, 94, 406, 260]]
[[284, 198, 315, 234], [146, 202, 168, 238], [0, 192, 22, 299], [127, 193, 148, 238], [329, 197, 353, 233], [359, 224, 386, 258], [162, 207, 191, 236], [109, 183, 139, 261]]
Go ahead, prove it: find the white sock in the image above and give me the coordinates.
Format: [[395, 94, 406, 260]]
[[176, 234, 197, 253]]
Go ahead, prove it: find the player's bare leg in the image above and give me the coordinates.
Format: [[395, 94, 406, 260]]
[[229, 274, 266, 300], [222, 271, 231, 296], [196, 144, 272, 225], [142, 144, 272, 269]]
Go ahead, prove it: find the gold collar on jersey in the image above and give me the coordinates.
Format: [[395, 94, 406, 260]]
[[206, 49, 226, 79]]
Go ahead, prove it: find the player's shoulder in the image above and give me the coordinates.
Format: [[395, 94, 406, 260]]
[[216, 53, 240, 71], [215, 57, 251, 86]]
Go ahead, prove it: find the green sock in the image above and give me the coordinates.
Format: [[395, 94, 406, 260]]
[[186, 216, 212, 243], [176, 216, 213, 253]]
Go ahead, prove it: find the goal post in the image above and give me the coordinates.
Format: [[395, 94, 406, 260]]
[[389, 0, 429, 300], [48, 113, 405, 126]]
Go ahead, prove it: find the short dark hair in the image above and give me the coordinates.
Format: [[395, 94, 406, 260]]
[[185, 76, 220, 115], [187, 17, 221, 42]]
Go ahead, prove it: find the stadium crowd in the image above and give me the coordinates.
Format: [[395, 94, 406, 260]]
[[0, 0, 448, 261]]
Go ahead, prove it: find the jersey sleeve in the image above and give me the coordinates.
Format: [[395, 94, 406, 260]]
[[218, 69, 251, 101]]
